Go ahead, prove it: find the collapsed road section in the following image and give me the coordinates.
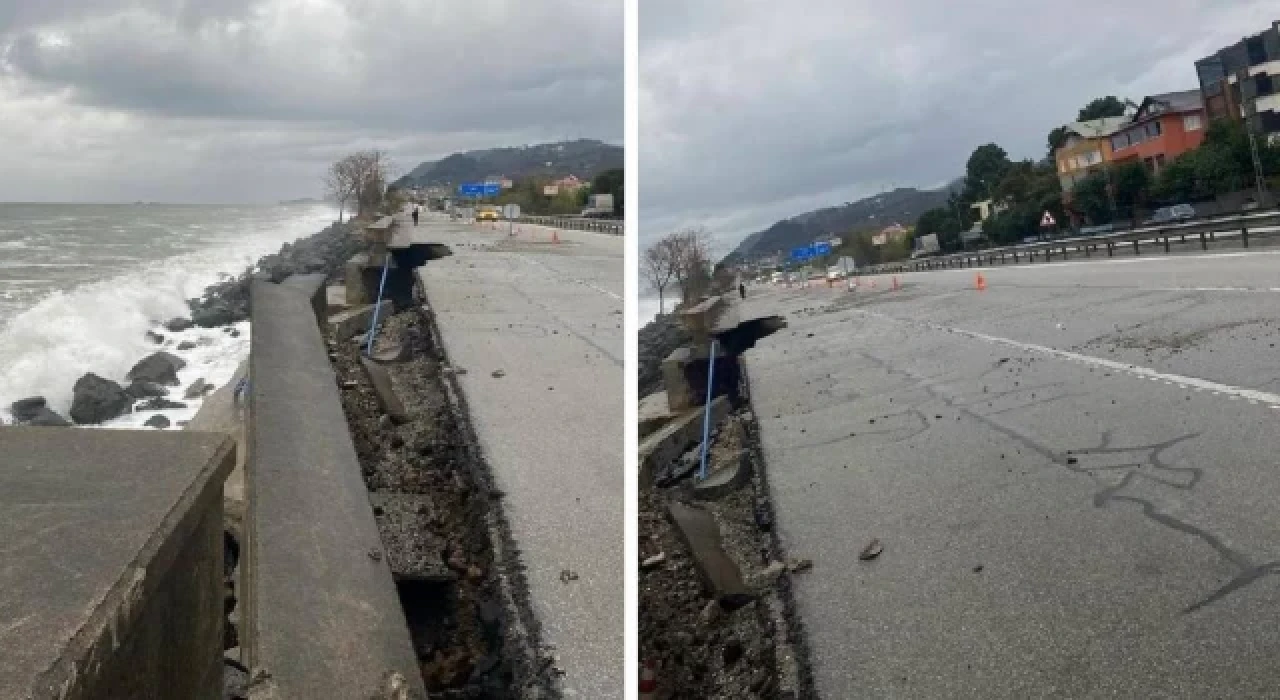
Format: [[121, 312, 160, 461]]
[[637, 294, 808, 699], [411, 213, 624, 698], [331, 211, 624, 697]]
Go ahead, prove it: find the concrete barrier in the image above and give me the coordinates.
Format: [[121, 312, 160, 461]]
[[244, 279, 425, 699], [0, 428, 234, 700]]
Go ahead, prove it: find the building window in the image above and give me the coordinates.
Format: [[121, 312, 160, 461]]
[[1146, 121, 1162, 138], [1184, 113, 1203, 131], [1258, 74, 1275, 97], [1111, 134, 1127, 151], [1247, 37, 1267, 66]]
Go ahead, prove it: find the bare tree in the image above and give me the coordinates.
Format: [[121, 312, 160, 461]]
[[642, 240, 678, 314], [325, 150, 394, 222], [667, 227, 713, 304], [325, 158, 360, 222]]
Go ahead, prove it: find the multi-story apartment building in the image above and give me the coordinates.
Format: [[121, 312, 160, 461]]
[[1195, 20, 1280, 141]]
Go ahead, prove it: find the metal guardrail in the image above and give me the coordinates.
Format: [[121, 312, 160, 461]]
[[863, 209, 1280, 275], [515, 215, 623, 235]]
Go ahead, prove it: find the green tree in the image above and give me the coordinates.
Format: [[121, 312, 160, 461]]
[[915, 206, 965, 252], [1078, 96, 1128, 121], [1047, 125, 1070, 159], [1072, 171, 1113, 225], [964, 144, 1012, 202], [1112, 161, 1151, 218], [591, 168, 624, 216]]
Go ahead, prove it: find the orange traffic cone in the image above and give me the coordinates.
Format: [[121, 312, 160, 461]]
[[639, 661, 657, 699], [551, 230, 561, 244], [975, 272, 987, 291]]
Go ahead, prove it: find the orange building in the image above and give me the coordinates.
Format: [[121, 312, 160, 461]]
[[1054, 116, 1130, 192], [1108, 90, 1206, 175]]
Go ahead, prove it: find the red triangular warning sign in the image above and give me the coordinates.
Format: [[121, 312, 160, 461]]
[[1040, 211, 1057, 227]]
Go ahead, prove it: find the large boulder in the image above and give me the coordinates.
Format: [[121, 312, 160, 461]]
[[27, 408, 72, 427], [138, 397, 187, 411], [69, 373, 133, 424], [126, 380, 168, 399], [10, 396, 47, 422], [164, 317, 193, 332], [126, 351, 187, 386], [184, 378, 213, 400]]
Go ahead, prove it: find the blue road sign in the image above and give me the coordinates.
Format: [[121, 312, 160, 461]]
[[458, 182, 501, 197], [790, 241, 833, 262]]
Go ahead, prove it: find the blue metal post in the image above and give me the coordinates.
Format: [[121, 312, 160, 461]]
[[698, 338, 719, 481], [364, 253, 392, 357]]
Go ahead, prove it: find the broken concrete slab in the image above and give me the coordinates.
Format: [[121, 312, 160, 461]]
[[359, 356, 409, 424], [639, 395, 729, 488], [639, 390, 676, 439], [667, 500, 752, 608], [661, 345, 740, 412], [661, 347, 696, 412], [368, 492, 453, 582], [344, 253, 389, 306], [328, 300, 392, 342], [325, 285, 347, 315], [693, 449, 752, 501]]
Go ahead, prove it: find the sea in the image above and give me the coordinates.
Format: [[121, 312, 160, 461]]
[[0, 201, 339, 425]]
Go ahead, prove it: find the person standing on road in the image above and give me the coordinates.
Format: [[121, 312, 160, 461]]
[[739, 281, 746, 299], [412, 204, 420, 226]]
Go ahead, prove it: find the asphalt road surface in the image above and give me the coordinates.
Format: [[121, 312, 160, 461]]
[[413, 213, 622, 697], [743, 250, 1280, 698]]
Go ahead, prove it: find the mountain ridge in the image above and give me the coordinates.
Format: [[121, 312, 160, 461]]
[[728, 179, 964, 260], [394, 139, 622, 188]]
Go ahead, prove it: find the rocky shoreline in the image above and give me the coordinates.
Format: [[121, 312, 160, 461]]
[[4, 219, 358, 427], [639, 313, 691, 400]]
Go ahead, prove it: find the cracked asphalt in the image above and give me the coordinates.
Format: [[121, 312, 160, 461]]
[[743, 252, 1280, 698], [413, 213, 622, 698]]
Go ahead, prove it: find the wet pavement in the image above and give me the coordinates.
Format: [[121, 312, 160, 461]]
[[743, 251, 1280, 698], [413, 214, 622, 698]]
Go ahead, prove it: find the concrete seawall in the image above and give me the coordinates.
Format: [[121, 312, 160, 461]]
[[0, 429, 234, 699], [243, 276, 425, 698]]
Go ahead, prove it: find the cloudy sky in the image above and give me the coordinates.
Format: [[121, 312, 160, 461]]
[[640, 0, 1278, 256], [0, 0, 621, 203]]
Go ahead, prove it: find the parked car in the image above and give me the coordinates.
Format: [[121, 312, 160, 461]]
[[1145, 204, 1195, 225]]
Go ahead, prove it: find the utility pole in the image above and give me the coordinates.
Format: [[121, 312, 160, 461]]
[[1247, 120, 1267, 201]]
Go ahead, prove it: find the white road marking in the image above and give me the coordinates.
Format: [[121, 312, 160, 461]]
[[855, 309, 1280, 407]]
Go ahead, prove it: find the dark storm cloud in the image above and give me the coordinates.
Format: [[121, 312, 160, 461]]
[[0, 0, 621, 201], [639, 0, 1278, 253]]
